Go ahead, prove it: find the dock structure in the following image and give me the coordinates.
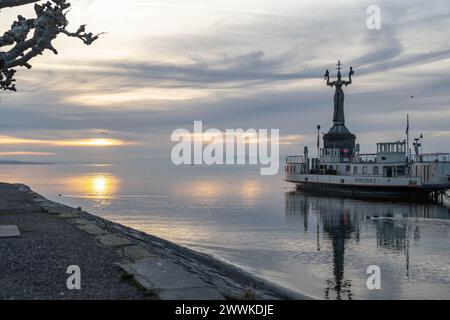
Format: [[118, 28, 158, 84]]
[[285, 61, 450, 200]]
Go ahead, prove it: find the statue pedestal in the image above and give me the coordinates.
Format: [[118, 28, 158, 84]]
[[323, 124, 356, 156]]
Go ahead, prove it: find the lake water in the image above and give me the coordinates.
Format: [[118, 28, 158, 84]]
[[1, 162, 449, 299]]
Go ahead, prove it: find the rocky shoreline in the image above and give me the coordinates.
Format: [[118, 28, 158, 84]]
[[0, 183, 309, 300]]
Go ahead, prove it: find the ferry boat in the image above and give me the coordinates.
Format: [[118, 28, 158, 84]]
[[284, 61, 450, 201]]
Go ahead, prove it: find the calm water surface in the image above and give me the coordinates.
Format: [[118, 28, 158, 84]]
[[1, 162, 449, 299]]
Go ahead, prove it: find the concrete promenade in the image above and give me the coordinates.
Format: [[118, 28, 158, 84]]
[[0, 183, 303, 300]]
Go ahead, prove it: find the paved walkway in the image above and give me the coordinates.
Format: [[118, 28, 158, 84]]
[[0, 183, 224, 300]]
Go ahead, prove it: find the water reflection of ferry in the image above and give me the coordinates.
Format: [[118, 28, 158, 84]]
[[285, 191, 450, 300]]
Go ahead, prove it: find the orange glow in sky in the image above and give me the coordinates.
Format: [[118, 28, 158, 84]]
[[0, 135, 130, 147], [0, 151, 55, 156]]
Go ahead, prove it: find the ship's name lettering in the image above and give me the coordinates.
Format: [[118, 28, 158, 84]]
[[355, 178, 376, 184]]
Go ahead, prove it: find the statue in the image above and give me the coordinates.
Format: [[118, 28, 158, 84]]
[[324, 61, 354, 126]]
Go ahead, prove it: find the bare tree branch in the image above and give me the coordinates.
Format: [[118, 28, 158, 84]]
[[0, 0, 101, 91]]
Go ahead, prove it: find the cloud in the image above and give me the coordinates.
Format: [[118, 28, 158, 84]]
[[1, 0, 450, 162]]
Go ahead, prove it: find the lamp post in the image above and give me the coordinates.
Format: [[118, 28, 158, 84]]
[[317, 125, 321, 158]]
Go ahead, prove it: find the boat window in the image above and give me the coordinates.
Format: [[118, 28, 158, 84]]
[[373, 166, 379, 175], [363, 166, 367, 174], [346, 165, 351, 172], [353, 166, 358, 174], [384, 166, 393, 178]]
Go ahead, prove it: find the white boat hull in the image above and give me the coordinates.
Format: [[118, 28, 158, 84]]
[[285, 173, 450, 200]]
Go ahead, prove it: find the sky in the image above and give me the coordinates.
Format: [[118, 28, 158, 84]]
[[1, 0, 450, 163]]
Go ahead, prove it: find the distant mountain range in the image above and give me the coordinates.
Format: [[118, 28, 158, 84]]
[[0, 160, 53, 165]]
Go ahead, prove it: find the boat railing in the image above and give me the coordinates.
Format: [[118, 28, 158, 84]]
[[355, 153, 377, 163], [416, 153, 450, 163], [286, 155, 305, 164]]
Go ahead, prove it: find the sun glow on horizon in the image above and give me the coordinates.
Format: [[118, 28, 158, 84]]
[[74, 138, 119, 146], [0, 135, 131, 147]]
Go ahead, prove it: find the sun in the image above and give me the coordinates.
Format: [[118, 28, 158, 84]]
[[80, 138, 115, 146]]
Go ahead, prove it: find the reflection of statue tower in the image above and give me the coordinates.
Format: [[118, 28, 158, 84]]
[[323, 61, 356, 157], [285, 192, 355, 300], [322, 207, 355, 300]]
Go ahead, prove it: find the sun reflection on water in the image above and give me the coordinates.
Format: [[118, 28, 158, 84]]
[[173, 178, 263, 206], [92, 175, 107, 194], [63, 173, 119, 200]]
